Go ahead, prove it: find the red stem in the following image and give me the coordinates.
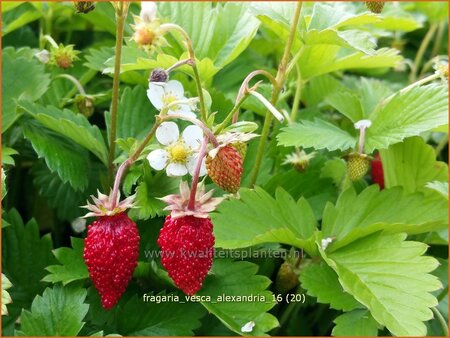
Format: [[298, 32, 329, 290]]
[[188, 136, 208, 210]]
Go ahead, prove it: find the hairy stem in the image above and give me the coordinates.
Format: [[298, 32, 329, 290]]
[[249, 1, 303, 187], [161, 23, 207, 122], [108, 2, 129, 185], [290, 64, 302, 122], [110, 118, 162, 208], [188, 137, 208, 210], [410, 23, 438, 83]]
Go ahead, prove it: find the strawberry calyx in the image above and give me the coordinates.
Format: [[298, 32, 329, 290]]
[[82, 190, 135, 218]]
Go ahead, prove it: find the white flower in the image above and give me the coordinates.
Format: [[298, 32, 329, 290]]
[[140, 1, 157, 22], [354, 119, 372, 130], [147, 122, 206, 177], [147, 80, 196, 118], [241, 321, 255, 333]]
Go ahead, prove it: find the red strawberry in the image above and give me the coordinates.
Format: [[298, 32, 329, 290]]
[[206, 145, 243, 193], [157, 215, 214, 295], [83, 212, 140, 309], [371, 152, 385, 189]]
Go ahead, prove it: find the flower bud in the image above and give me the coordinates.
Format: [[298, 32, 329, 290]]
[[73, 1, 95, 14], [150, 68, 168, 83], [140, 2, 157, 23], [75, 94, 95, 117]]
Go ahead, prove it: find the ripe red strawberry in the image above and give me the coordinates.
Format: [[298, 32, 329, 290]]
[[157, 215, 214, 295], [206, 145, 243, 193], [83, 212, 140, 309], [371, 152, 385, 189]]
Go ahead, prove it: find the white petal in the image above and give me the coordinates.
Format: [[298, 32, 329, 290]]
[[140, 1, 157, 22], [165, 80, 184, 98], [147, 82, 165, 110], [147, 149, 169, 170], [168, 108, 196, 119], [182, 125, 203, 150], [187, 155, 207, 177], [156, 122, 179, 145], [354, 119, 372, 129], [166, 163, 188, 177], [241, 321, 255, 333]]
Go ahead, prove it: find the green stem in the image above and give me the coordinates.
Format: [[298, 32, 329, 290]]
[[410, 23, 438, 83], [54, 74, 86, 95], [215, 93, 249, 134], [42, 34, 58, 48], [60, 69, 97, 108], [161, 23, 207, 122], [111, 117, 161, 208], [419, 22, 446, 77], [108, 3, 128, 185], [290, 64, 302, 122], [431, 307, 449, 336], [249, 1, 303, 187], [435, 134, 448, 156]]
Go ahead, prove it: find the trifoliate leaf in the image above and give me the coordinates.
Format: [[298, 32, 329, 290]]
[[212, 187, 318, 256], [332, 310, 378, 336], [277, 119, 356, 151], [43, 238, 89, 285], [380, 137, 448, 194], [322, 186, 448, 251], [300, 262, 362, 311], [16, 285, 89, 336], [198, 259, 278, 336], [322, 232, 441, 336]]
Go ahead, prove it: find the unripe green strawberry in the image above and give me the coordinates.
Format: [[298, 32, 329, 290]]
[[231, 142, 247, 159], [347, 152, 371, 181], [206, 145, 243, 193], [275, 261, 299, 293], [365, 1, 385, 14]]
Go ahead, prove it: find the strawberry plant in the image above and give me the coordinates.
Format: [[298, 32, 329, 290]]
[[2, 1, 448, 336]]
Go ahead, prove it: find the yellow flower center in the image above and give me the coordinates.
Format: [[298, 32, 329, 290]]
[[168, 143, 189, 163], [163, 93, 180, 110]]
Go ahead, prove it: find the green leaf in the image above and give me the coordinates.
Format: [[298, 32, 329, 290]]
[[322, 232, 441, 336], [426, 181, 448, 200], [116, 85, 155, 140], [212, 187, 318, 256], [277, 119, 356, 151], [298, 47, 402, 80], [31, 163, 100, 221], [23, 121, 90, 191], [300, 262, 362, 311], [2, 47, 50, 132], [2, 3, 42, 36], [380, 137, 448, 194], [2, 147, 18, 166], [19, 100, 109, 165], [198, 259, 278, 336], [366, 84, 448, 152], [2, 210, 56, 322], [128, 163, 181, 220], [43, 238, 89, 285], [325, 90, 365, 122], [322, 186, 448, 251], [17, 285, 89, 336], [204, 3, 260, 68], [332, 310, 378, 336]]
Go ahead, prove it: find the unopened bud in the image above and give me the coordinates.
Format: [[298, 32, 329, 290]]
[[150, 68, 168, 83], [73, 1, 95, 14], [75, 94, 95, 117]]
